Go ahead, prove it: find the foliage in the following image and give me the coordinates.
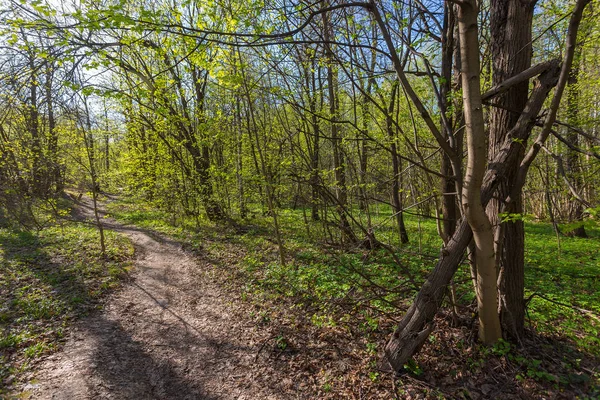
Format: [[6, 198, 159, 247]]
[[0, 0, 599, 396]]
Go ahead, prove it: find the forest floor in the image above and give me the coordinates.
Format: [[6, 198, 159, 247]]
[[11, 196, 314, 399], [5, 195, 599, 399]]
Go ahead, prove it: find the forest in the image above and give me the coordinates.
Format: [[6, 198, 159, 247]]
[[1, 0, 599, 398]]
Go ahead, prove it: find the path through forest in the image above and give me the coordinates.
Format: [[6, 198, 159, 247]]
[[21, 198, 298, 399]]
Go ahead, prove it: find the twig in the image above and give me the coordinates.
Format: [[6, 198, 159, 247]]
[[526, 292, 600, 323], [254, 335, 278, 362]]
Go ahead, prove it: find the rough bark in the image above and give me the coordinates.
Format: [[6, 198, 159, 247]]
[[487, 0, 536, 341], [385, 63, 561, 371]]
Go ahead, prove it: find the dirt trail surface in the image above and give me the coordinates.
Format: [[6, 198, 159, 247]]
[[20, 198, 298, 400]]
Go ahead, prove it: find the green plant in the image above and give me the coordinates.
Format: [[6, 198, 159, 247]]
[[369, 371, 379, 382], [276, 335, 287, 350], [366, 342, 377, 355], [403, 358, 423, 376], [0, 222, 133, 392], [492, 338, 511, 356]]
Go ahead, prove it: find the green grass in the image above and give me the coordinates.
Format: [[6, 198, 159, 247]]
[[105, 197, 600, 395], [524, 222, 600, 353], [106, 198, 599, 354], [0, 223, 134, 394]]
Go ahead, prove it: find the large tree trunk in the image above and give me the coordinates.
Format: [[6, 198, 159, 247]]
[[385, 63, 561, 371], [487, 0, 536, 340]]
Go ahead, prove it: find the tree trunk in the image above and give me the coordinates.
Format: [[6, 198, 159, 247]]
[[27, 56, 42, 196], [385, 60, 561, 372], [82, 101, 106, 257], [45, 62, 61, 193], [307, 56, 321, 221], [235, 95, 247, 219], [440, 1, 458, 242], [564, 46, 587, 237], [191, 67, 225, 221], [457, 0, 502, 345], [323, 5, 356, 244], [487, 0, 536, 339], [387, 82, 409, 244]]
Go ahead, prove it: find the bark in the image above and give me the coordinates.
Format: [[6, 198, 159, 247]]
[[487, 0, 536, 341], [457, 0, 501, 345], [385, 63, 561, 372]]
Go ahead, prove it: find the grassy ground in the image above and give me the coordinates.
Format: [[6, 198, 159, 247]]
[[105, 197, 600, 397], [0, 220, 133, 395], [107, 199, 599, 352]]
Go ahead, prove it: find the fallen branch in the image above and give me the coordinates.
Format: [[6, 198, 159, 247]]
[[525, 292, 600, 323]]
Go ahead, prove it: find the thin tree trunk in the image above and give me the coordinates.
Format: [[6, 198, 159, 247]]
[[387, 82, 409, 244], [45, 62, 61, 193], [440, 2, 458, 244], [27, 55, 42, 196], [308, 56, 321, 221], [323, 5, 356, 244], [564, 46, 587, 237], [457, 0, 501, 345], [82, 102, 106, 257]]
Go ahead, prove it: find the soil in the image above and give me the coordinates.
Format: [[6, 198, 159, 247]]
[[11, 197, 599, 399], [17, 198, 300, 400]]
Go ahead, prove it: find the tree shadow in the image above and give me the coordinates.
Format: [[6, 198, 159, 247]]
[[79, 314, 218, 400], [0, 229, 97, 323], [0, 228, 111, 393]]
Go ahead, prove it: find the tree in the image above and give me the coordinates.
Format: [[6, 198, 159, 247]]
[[487, 0, 537, 340], [384, 0, 590, 370], [4, 0, 595, 376]]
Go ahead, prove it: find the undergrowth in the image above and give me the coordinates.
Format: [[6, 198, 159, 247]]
[[105, 196, 600, 397]]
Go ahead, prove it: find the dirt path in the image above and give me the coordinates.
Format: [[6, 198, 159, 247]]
[[21, 199, 296, 400]]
